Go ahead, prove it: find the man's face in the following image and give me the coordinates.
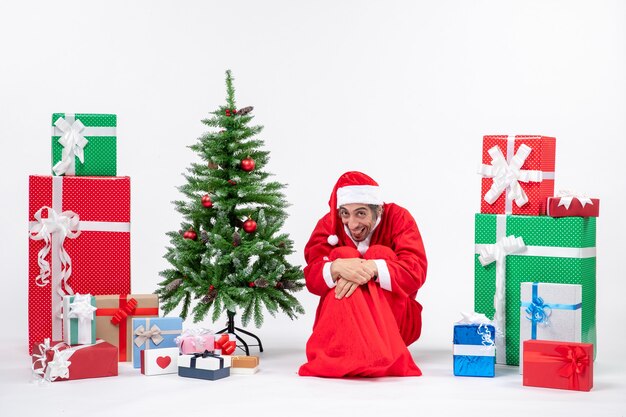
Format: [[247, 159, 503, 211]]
[[339, 203, 377, 242]]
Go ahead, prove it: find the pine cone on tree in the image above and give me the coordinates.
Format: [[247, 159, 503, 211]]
[[281, 280, 298, 290], [238, 106, 253, 116], [232, 231, 241, 246], [201, 287, 218, 303], [166, 278, 183, 292], [200, 231, 209, 244], [254, 277, 269, 288]]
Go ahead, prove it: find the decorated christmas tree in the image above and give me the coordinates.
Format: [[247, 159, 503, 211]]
[[157, 70, 305, 331]]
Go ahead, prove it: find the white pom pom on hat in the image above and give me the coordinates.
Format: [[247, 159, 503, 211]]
[[326, 171, 383, 246]]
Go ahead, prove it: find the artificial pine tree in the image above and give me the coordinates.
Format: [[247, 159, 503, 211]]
[[157, 70, 305, 348]]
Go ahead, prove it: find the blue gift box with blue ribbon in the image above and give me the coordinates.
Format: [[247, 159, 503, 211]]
[[131, 317, 183, 368], [519, 282, 582, 373], [453, 323, 496, 377]]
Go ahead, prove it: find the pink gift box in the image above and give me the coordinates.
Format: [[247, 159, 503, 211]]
[[176, 329, 215, 354]]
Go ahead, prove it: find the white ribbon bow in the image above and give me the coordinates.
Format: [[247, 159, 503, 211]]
[[29, 206, 80, 294], [556, 189, 594, 209], [67, 293, 96, 323], [134, 324, 164, 347], [478, 144, 543, 208], [52, 117, 89, 176], [31, 339, 73, 383]]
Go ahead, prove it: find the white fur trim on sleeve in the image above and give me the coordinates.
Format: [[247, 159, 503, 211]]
[[323, 262, 336, 288], [373, 260, 391, 291]]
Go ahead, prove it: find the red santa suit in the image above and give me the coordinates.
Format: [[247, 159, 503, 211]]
[[298, 172, 427, 378]]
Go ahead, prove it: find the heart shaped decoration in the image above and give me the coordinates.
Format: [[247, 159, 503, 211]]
[[156, 356, 172, 369]]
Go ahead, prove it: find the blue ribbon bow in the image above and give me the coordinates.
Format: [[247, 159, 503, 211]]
[[521, 282, 582, 340]]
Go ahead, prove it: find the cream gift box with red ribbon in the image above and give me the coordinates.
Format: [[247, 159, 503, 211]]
[[28, 175, 131, 353], [478, 135, 556, 215]]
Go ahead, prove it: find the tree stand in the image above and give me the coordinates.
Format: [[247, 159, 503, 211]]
[[216, 310, 264, 356]]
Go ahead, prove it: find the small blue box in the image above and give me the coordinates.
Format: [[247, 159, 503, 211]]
[[132, 317, 183, 368], [453, 324, 496, 377]]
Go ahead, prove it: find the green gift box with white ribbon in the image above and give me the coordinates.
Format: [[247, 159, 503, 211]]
[[51, 113, 117, 176], [474, 213, 596, 366], [63, 294, 97, 345]]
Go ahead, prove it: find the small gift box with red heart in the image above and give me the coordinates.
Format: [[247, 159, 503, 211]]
[[214, 333, 237, 355], [140, 347, 179, 376], [546, 191, 600, 218], [523, 339, 593, 391], [175, 328, 215, 354]]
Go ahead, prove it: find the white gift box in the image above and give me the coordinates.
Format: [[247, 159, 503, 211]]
[[140, 347, 179, 376], [519, 282, 582, 373]]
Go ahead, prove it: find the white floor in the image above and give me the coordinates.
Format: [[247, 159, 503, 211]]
[[2, 335, 624, 417]]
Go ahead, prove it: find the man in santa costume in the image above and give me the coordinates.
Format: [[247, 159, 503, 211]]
[[298, 171, 427, 377]]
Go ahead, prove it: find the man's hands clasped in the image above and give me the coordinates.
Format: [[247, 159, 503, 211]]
[[330, 258, 378, 299]]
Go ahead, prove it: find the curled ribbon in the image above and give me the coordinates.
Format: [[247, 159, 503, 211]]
[[556, 189, 594, 210], [134, 324, 164, 347], [52, 116, 89, 176], [29, 206, 80, 296], [175, 328, 214, 353], [67, 293, 97, 323], [31, 339, 72, 383], [524, 295, 551, 326], [110, 298, 138, 325], [477, 323, 495, 347], [478, 144, 543, 208], [477, 235, 526, 354]]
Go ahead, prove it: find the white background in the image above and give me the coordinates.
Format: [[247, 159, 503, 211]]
[[1, 1, 625, 416]]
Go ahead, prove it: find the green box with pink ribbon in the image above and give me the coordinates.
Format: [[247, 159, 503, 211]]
[[474, 213, 596, 366], [51, 113, 117, 176]]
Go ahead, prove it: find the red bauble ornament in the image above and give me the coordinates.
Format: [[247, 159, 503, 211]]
[[233, 108, 238, 114], [183, 228, 197, 240], [242, 218, 257, 233], [209, 285, 214, 290], [248, 282, 255, 288], [201, 194, 213, 208], [225, 109, 231, 116], [228, 179, 237, 186], [240, 157, 255, 172]]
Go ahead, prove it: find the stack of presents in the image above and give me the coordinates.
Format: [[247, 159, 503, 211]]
[[453, 135, 598, 392], [28, 113, 259, 383]]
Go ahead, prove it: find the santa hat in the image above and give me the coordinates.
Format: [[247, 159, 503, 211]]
[[327, 171, 383, 246]]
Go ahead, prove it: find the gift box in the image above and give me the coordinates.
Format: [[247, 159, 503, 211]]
[[178, 352, 231, 381], [141, 347, 179, 376], [63, 293, 97, 345], [546, 193, 600, 218], [226, 355, 260, 375], [478, 135, 556, 215], [214, 333, 237, 355], [176, 328, 215, 354], [95, 294, 159, 362], [28, 175, 131, 353], [520, 282, 582, 373], [523, 340, 593, 391], [32, 339, 118, 382], [132, 317, 183, 368], [51, 113, 117, 176], [453, 323, 496, 377], [474, 213, 596, 365]]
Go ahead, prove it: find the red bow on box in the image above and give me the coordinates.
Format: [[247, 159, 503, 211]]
[[111, 298, 138, 325], [555, 345, 590, 390], [215, 334, 236, 355]]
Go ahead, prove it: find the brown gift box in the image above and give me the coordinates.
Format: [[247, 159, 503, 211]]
[[95, 294, 159, 362], [230, 355, 260, 368]]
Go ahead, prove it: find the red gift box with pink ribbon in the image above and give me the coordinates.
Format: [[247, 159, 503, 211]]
[[28, 175, 131, 353], [523, 339, 593, 391], [546, 191, 600, 218], [478, 135, 556, 215]]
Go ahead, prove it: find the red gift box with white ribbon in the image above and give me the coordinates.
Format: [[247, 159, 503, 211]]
[[28, 175, 131, 353], [546, 191, 600, 218], [478, 135, 556, 215]]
